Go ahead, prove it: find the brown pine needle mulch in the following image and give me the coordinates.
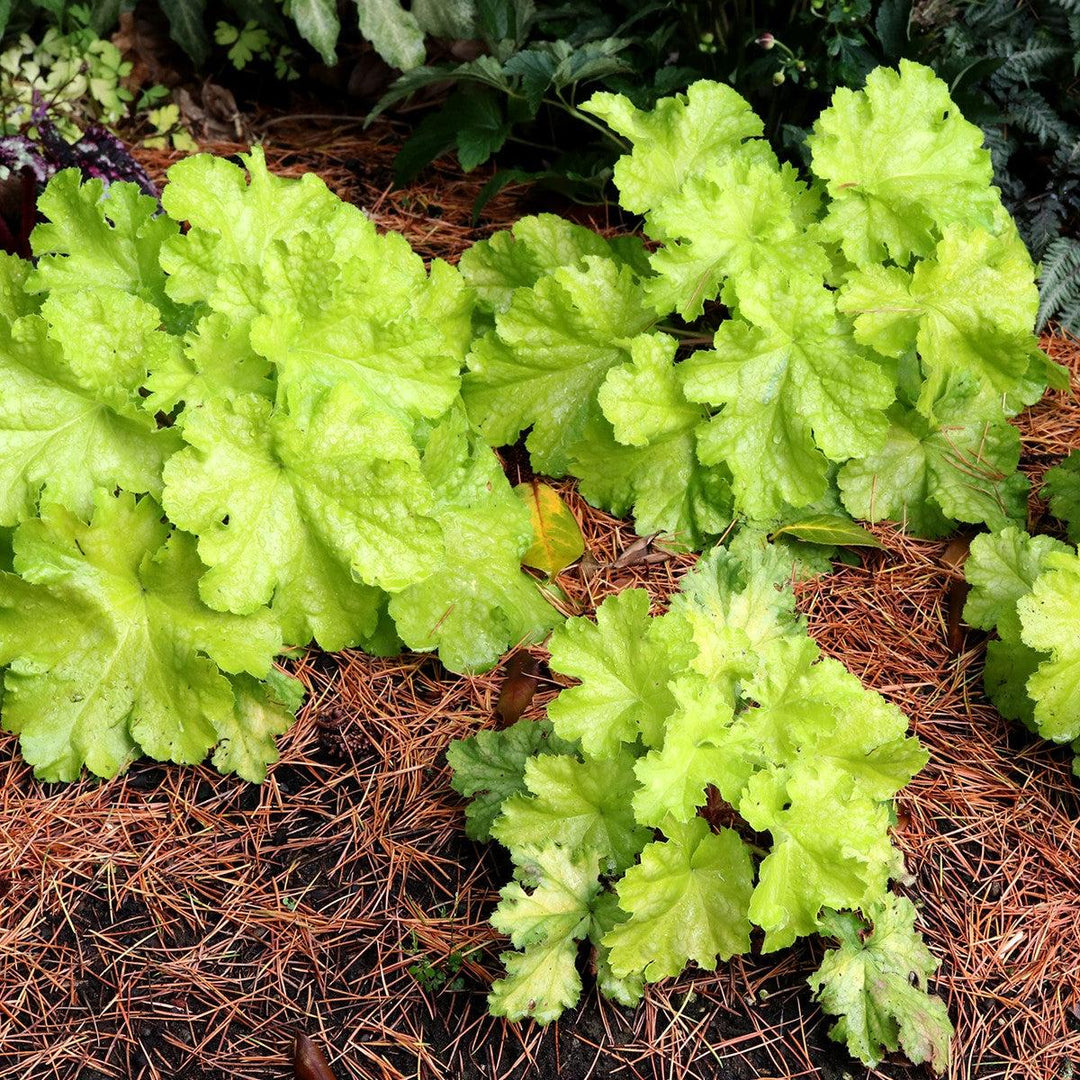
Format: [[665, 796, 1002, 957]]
[[1, 122, 1079, 1080]]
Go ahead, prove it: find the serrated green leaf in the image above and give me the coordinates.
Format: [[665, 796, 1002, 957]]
[[214, 670, 302, 782], [144, 311, 275, 414], [589, 890, 644, 1007], [684, 274, 893, 521], [0, 311, 180, 526], [162, 386, 441, 650], [492, 845, 601, 949], [492, 750, 651, 873], [387, 408, 558, 673], [546, 588, 691, 757], [963, 527, 1068, 640], [604, 817, 754, 981], [583, 81, 765, 216], [459, 213, 644, 315], [838, 222, 1041, 417], [647, 157, 829, 320], [668, 538, 803, 693], [631, 676, 737, 827], [463, 256, 655, 476], [447, 718, 576, 841], [983, 637, 1042, 727], [29, 172, 185, 329], [812, 896, 952, 1072], [1017, 549, 1080, 742], [837, 398, 1029, 538], [0, 492, 282, 781], [572, 333, 732, 546], [809, 60, 999, 265], [742, 765, 897, 951], [488, 935, 581, 1025]]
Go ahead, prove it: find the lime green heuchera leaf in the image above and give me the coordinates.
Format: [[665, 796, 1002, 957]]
[[0, 252, 38, 320], [28, 172, 187, 329], [0, 311, 181, 526], [492, 751, 651, 874], [546, 587, 691, 757], [459, 213, 648, 315], [488, 935, 582, 1025], [572, 334, 732, 546], [446, 718, 577, 842], [160, 148, 347, 316], [808, 60, 999, 266], [582, 80, 765, 216], [463, 256, 656, 476], [492, 845, 602, 950], [604, 816, 754, 982], [741, 765, 896, 951], [731, 637, 925, 803], [215, 669, 304, 782], [811, 896, 953, 1071], [161, 150, 472, 422], [386, 408, 558, 673], [983, 638, 1042, 727], [1017, 549, 1080, 742], [667, 540, 803, 693], [39, 286, 181, 413], [162, 385, 442, 650], [632, 676, 737, 827], [838, 224, 1041, 417], [251, 230, 471, 423], [145, 311, 275, 414], [0, 492, 286, 782], [647, 157, 829, 319], [684, 274, 893, 521], [963, 527, 1069, 641], [572, 412, 733, 549], [837, 399, 1029, 538], [1044, 451, 1080, 544]]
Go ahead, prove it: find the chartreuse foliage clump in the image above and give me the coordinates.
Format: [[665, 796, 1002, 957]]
[[448, 536, 952, 1071], [459, 62, 1065, 548], [964, 517, 1080, 774], [0, 151, 558, 782]]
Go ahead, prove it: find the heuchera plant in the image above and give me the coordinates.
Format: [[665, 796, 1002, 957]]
[[963, 462, 1080, 774], [0, 150, 559, 783], [449, 533, 952, 1070], [460, 61, 1066, 548]]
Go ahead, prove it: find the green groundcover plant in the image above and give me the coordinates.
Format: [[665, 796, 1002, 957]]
[[449, 533, 952, 1070], [458, 61, 1066, 549], [0, 149, 561, 783], [964, 456, 1080, 773]]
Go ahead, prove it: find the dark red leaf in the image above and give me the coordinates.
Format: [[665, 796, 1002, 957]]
[[294, 1033, 336, 1080], [496, 652, 540, 724]]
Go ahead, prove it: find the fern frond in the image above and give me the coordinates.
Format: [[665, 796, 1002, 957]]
[[995, 45, 1072, 85], [1024, 193, 1066, 256], [1005, 86, 1076, 147], [1037, 237, 1080, 331]]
